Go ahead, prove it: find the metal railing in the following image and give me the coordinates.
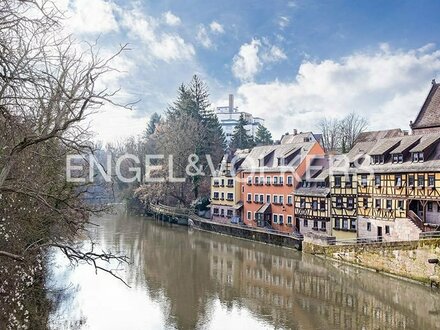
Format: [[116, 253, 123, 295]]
[[420, 231, 440, 239]]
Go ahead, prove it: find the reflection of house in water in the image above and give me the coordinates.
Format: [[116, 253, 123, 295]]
[[205, 236, 440, 330]]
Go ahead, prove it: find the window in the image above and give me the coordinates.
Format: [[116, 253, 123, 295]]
[[375, 199, 381, 209], [221, 192, 224, 200], [227, 193, 234, 201], [279, 176, 284, 184], [279, 215, 284, 224], [247, 176, 252, 184], [320, 200, 326, 211], [363, 198, 368, 209], [266, 194, 271, 203], [347, 197, 354, 210], [412, 152, 424, 162], [287, 216, 292, 224], [213, 180, 219, 186], [385, 225, 390, 235], [335, 176, 342, 187], [266, 176, 271, 185], [418, 174, 425, 187], [350, 219, 357, 230], [254, 177, 259, 185], [429, 175, 435, 187], [418, 152, 424, 162], [334, 218, 340, 229], [398, 154, 403, 163], [408, 174, 415, 187], [213, 192, 219, 199], [343, 219, 349, 229], [259, 194, 264, 203], [346, 175, 353, 188], [213, 208, 219, 215], [247, 211, 251, 220], [361, 175, 368, 187], [287, 176, 293, 185], [392, 154, 398, 163], [375, 175, 381, 187], [220, 209, 224, 216], [367, 222, 371, 231], [304, 219, 308, 227], [395, 175, 402, 187], [371, 154, 384, 164], [273, 195, 279, 204], [279, 195, 284, 204], [312, 200, 318, 211], [336, 197, 343, 208], [313, 220, 318, 229], [397, 200, 404, 210], [259, 176, 264, 185], [386, 199, 392, 210], [287, 195, 293, 205], [227, 179, 234, 187], [428, 202, 433, 212], [247, 193, 252, 202], [300, 198, 306, 208], [227, 210, 233, 217], [321, 221, 327, 230], [273, 214, 278, 223], [254, 194, 259, 202], [273, 176, 278, 185], [221, 179, 225, 186]]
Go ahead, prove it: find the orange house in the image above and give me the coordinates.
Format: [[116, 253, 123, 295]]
[[240, 141, 325, 233]]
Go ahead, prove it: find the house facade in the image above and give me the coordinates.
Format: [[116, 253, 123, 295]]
[[240, 141, 325, 233]]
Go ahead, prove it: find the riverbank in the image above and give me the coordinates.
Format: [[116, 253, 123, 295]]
[[303, 237, 440, 285], [189, 215, 302, 250]]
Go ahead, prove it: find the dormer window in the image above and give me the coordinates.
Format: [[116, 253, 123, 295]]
[[412, 152, 424, 163], [371, 154, 385, 164], [392, 153, 403, 163]]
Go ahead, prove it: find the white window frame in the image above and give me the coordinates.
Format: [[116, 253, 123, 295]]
[[287, 176, 293, 185], [287, 215, 292, 224], [247, 193, 252, 202], [279, 214, 284, 224], [287, 195, 293, 205], [273, 214, 278, 223], [279, 195, 284, 204], [273, 195, 278, 203]]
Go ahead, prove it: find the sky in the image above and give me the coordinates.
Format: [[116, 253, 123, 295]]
[[57, 0, 440, 143]]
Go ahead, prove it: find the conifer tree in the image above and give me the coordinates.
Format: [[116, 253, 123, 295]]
[[230, 114, 255, 150], [254, 123, 273, 146], [145, 112, 161, 137]]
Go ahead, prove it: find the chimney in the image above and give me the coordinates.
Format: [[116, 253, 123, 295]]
[[432, 79, 437, 85], [229, 94, 234, 113], [293, 129, 298, 135]]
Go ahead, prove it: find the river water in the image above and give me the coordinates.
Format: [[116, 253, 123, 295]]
[[50, 213, 440, 330]]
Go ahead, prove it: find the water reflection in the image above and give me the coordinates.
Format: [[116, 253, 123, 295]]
[[51, 214, 440, 329]]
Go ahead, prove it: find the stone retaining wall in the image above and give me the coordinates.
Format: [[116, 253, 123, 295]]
[[190, 217, 302, 250], [303, 239, 440, 284]]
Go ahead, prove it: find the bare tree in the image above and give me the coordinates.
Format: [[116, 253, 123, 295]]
[[0, 1, 133, 326], [340, 112, 369, 153], [318, 117, 341, 152]]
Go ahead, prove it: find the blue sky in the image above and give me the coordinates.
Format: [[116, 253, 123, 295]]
[[59, 0, 440, 142]]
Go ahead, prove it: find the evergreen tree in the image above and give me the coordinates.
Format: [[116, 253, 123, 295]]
[[145, 112, 161, 137], [254, 123, 273, 146], [230, 114, 255, 150]]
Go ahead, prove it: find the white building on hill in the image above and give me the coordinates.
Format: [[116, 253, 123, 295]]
[[215, 94, 264, 144]]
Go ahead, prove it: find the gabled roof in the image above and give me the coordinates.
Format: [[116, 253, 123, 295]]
[[368, 138, 401, 155], [355, 129, 405, 143], [390, 135, 421, 154], [280, 132, 315, 145], [411, 80, 440, 130], [409, 134, 440, 153]]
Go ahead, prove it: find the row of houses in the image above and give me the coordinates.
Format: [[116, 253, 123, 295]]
[[210, 80, 440, 242]]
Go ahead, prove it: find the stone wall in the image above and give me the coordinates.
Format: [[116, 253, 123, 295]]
[[303, 239, 440, 284], [190, 216, 302, 250]]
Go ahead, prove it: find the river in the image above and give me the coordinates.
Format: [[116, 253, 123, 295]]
[[49, 213, 440, 329]]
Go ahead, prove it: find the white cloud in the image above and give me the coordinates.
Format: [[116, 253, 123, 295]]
[[196, 25, 213, 48], [262, 45, 287, 63], [232, 39, 262, 82], [120, 9, 195, 62], [235, 44, 440, 140], [68, 0, 119, 34], [163, 11, 181, 26], [210, 21, 225, 34], [232, 39, 287, 82], [278, 16, 290, 29]]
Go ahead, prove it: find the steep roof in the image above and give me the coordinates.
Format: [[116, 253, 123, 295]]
[[355, 129, 405, 143], [411, 80, 440, 130], [280, 132, 315, 145]]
